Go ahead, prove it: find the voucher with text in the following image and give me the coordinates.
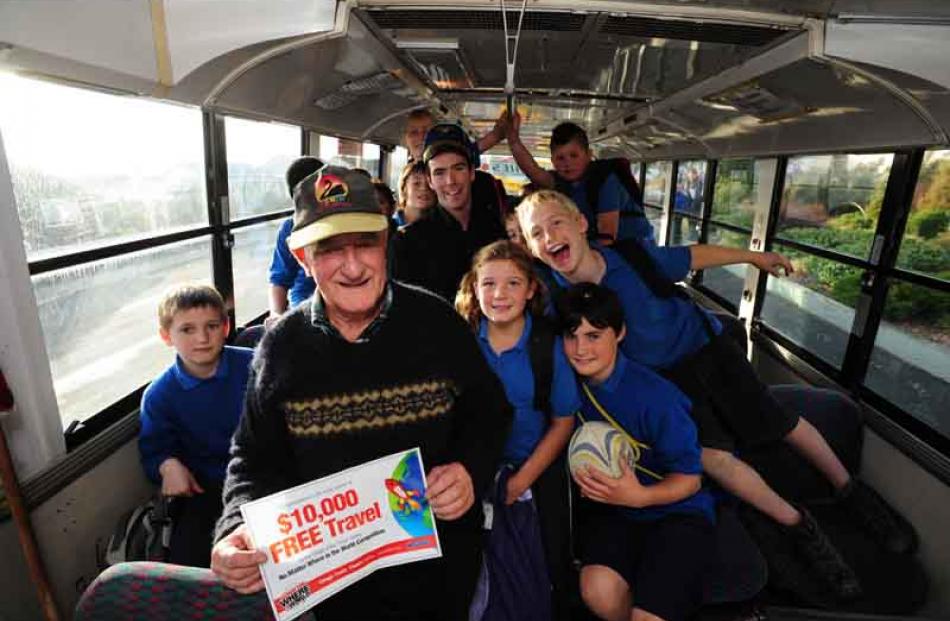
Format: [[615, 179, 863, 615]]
[[240, 448, 441, 621]]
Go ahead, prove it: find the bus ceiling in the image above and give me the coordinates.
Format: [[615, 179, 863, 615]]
[[1, 1, 949, 158]]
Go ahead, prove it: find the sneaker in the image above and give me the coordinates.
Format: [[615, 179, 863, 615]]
[[837, 479, 918, 555], [789, 507, 863, 602]]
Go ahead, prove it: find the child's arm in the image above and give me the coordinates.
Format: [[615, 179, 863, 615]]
[[507, 416, 574, 505], [506, 111, 556, 189], [574, 460, 701, 508], [688, 245, 793, 275], [476, 110, 507, 153]]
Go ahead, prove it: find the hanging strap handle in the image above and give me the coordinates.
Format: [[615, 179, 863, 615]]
[[579, 383, 663, 481]]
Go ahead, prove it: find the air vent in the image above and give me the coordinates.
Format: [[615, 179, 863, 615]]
[[313, 72, 402, 111], [367, 9, 585, 32], [600, 16, 788, 46]]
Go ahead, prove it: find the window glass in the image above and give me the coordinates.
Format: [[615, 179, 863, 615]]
[[777, 153, 893, 259], [318, 136, 381, 174], [865, 281, 949, 437], [225, 116, 300, 221], [644, 161, 672, 208], [674, 160, 706, 216], [232, 219, 286, 326], [701, 226, 752, 309], [897, 149, 950, 281], [387, 146, 409, 196], [670, 215, 701, 246], [32, 237, 213, 429], [760, 242, 862, 368], [712, 158, 772, 229], [0, 74, 207, 262], [644, 205, 664, 242], [482, 154, 550, 196]]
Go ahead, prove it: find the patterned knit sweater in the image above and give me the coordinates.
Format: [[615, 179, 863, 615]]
[[216, 282, 512, 548]]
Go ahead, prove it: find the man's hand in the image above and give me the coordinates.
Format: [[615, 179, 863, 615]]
[[426, 462, 474, 520], [159, 458, 204, 497], [573, 460, 653, 509], [750, 251, 794, 277], [211, 524, 268, 594]]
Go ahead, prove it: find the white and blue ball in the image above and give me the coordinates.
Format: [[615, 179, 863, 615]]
[[568, 421, 634, 479]]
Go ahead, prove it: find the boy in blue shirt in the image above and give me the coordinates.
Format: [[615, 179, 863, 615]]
[[556, 282, 713, 621], [507, 111, 652, 244], [516, 189, 915, 601], [138, 284, 254, 567]]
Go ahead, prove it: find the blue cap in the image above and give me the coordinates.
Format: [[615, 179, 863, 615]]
[[422, 123, 480, 168]]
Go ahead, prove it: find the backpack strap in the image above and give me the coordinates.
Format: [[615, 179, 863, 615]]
[[585, 158, 647, 222], [528, 315, 556, 417], [578, 384, 662, 481]]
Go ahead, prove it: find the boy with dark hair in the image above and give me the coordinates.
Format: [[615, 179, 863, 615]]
[[507, 113, 651, 244], [138, 284, 254, 567], [556, 282, 714, 621], [266, 156, 324, 327]]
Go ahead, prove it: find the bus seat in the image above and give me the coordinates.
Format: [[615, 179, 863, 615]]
[[704, 503, 769, 605], [232, 325, 265, 349], [74, 562, 271, 621]]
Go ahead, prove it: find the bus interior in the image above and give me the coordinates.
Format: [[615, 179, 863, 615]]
[[0, 1, 948, 619]]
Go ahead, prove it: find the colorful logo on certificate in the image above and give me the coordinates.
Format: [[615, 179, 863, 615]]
[[385, 451, 434, 537]]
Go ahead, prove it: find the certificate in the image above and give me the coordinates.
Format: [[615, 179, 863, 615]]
[[240, 448, 442, 621]]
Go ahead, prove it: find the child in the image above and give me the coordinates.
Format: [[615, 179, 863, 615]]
[[455, 240, 578, 619], [138, 284, 254, 567], [556, 282, 714, 621], [507, 111, 651, 244], [515, 190, 916, 601], [504, 211, 527, 248]]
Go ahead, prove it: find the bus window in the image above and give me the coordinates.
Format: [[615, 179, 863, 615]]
[[225, 116, 300, 221], [387, 146, 409, 196], [231, 219, 285, 326], [643, 161, 672, 239], [318, 135, 379, 174], [33, 238, 213, 430], [670, 160, 707, 246], [865, 149, 950, 438], [0, 74, 206, 261], [776, 153, 893, 260]]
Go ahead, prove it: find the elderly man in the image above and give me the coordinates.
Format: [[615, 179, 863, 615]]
[[211, 166, 512, 620]]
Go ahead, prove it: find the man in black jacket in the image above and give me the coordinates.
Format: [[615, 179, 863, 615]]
[[211, 166, 512, 620]]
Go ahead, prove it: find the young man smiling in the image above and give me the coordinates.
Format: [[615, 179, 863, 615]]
[[392, 139, 506, 302]]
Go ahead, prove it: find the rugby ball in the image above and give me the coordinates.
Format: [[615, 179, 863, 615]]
[[568, 421, 634, 479]]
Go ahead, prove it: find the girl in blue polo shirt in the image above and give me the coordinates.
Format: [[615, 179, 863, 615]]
[[456, 240, 579, 620]]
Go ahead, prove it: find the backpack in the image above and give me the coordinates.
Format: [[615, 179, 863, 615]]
[[103, 495, 173, 567], [553, 158, 646, 235]]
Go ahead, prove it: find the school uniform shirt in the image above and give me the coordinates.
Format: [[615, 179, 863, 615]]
[[476, 314, 581, 465], [551, 246, 722, 370], [580, 353, 715, 523], [565, 172, 655, 243], [269, 217, 316, 307], [138, 345, 254, 485]]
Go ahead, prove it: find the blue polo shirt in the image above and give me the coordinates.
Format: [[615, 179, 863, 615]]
[[269, 217, 316, 307], [138, 345, 254, 485], [569, 173, 655, 243], [552, 246, 722, 370], [477, 314, 581, 465], [580, 353, 714, 523]]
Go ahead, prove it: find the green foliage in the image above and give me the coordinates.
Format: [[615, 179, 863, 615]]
[[828, 211, 874, 231], [884, 278, 950, 329], [918, 159, 950, 212], [908, 208, 949, 240], [896, 236, 950, 274]]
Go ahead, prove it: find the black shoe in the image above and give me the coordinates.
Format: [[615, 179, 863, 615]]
[[837, 479, 918, 555], [789, 507, 863, 603]]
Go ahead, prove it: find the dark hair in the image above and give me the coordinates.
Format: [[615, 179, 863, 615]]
[[554, 283, 624, 336], [285, 156, 324, 197], [372, 179, 396, 216], [424, 141, 472, 168], [550, 122, 589, 152], [158, 284, 227, 330]]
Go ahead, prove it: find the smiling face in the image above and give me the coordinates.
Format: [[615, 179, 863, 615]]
[[405, 170, 436, 212], [427, 151, 474, 216], [161, 306, 229, 377], [404, 114, 434, 160], [303, 231, 388, 325], [551, 139, 592, 183], [519, 197, 590, 278], [563, 318, 624, 385], [475, 259, 536, 327]]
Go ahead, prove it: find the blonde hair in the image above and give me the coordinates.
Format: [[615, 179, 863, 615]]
[[397, 161, 428, 211], [455, 241, 547, 330], [515, 189, 582, 239], [158, 284, 226, 330]]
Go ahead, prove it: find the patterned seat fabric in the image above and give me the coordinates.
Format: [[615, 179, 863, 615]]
[[74, 562, 273, 620]]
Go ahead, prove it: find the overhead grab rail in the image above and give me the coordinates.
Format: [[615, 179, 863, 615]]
[[500, 0, 529, 115]]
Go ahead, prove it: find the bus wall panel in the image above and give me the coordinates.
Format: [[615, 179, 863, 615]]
[[0, 520, 44, 621]]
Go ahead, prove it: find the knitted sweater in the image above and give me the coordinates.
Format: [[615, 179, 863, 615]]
[[216, 280, 512, 550]]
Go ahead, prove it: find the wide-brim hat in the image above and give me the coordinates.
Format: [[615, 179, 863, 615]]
[[287, 165, 389, 250]]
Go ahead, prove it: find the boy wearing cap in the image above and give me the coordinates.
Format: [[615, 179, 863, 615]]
[[211, 166, 512, 621], [392, 137, 507, 302]]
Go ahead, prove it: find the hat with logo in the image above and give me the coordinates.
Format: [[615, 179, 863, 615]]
[[422, 123, 480, 167], [287, 166, 389, 250]]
